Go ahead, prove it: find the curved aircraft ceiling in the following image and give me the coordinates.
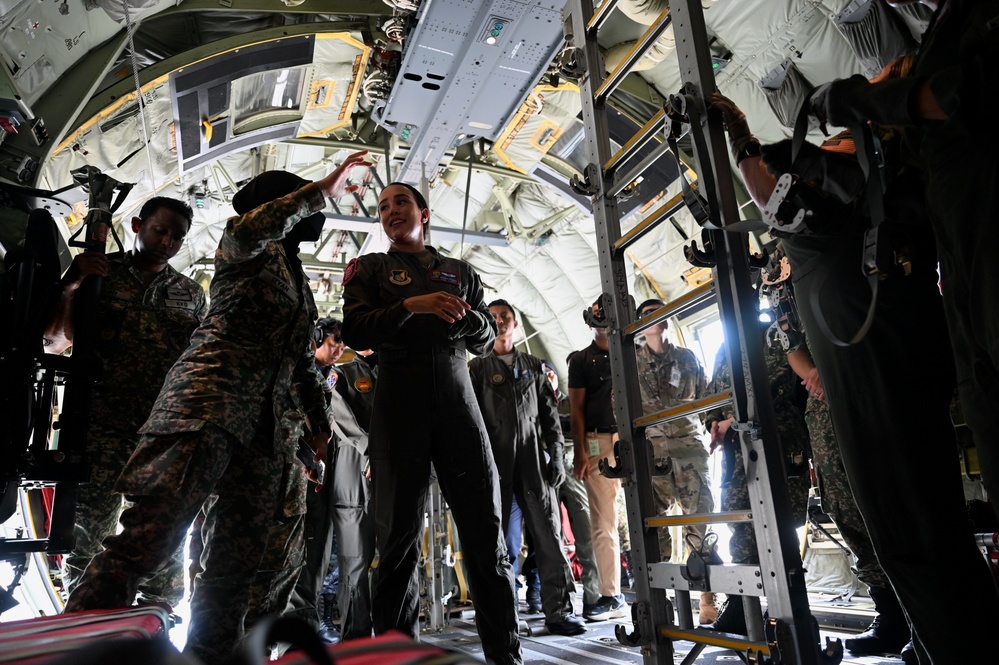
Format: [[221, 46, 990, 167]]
[[0, 0, 933, 374]]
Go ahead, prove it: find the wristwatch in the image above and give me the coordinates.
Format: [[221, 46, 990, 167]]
[[736, 139, 762, 166]]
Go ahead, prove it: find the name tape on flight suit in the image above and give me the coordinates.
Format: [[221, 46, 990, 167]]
[[429, 269, 460, 286]]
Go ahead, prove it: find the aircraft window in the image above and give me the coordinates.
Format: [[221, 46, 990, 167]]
[[686, 310, 725, 382], [231, 67, 308, 135]]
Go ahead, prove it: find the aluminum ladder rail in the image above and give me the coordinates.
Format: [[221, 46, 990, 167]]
[[563, 1, 828, 663]]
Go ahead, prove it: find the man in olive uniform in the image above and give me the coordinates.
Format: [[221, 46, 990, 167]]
[[633, 299, 716, 622], [469, 300, 585, 636], [808, 4, 999, 661], [327, 346, 378, 640], [63, 153, 371, 664], [45, 197, 205, 608], [702, 335, 811, 634]]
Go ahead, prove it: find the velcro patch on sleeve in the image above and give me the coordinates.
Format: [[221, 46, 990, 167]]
[[342, 258, 359, 286]]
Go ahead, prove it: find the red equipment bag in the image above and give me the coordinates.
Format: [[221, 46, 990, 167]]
[[273, 629, 478, 665], [0, 605, 171, 664]]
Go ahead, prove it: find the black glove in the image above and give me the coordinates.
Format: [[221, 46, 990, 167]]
[[447, 310, 484, 340], [547, 446, 566, 488], [809, 75, 919, 129]]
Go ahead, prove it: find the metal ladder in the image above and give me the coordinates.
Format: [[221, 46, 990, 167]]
[[562, 1, 838, 663]]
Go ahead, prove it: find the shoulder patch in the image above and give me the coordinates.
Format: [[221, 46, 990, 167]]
[[327, 372, 338, 389], [342, 258, 359, 286]]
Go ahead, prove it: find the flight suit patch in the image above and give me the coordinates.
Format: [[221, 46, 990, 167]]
[[490, 372, 505, 385], [327, 373, 338, 390], [354, 377, 373, 393], [429, 269, 459, 286], [342, 258, 359, 286], [389, 269, 412, 285]]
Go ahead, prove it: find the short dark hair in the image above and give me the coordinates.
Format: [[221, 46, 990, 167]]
[[314, 317, 342, 345], [636, 298, 665, 319], [138, 197, 194, 232], [487, 298, 517, 320]]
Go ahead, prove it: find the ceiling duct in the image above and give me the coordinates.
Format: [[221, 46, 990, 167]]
[[371, 0, 565, 185]]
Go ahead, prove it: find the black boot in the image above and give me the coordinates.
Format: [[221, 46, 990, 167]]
[[701, 597, 747, 635], [899, 640, 918, 665], [844, 587, 910, 656], [318, 593, 340, 644]]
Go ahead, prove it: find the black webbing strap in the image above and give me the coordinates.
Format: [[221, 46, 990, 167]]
[[790, 95, 887, 347]]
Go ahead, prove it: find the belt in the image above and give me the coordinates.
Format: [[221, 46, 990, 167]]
[[591, 427, 617, 434], [379, 342, 466, 361]]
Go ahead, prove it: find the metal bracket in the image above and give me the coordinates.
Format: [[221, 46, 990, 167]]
[[570, 163, 600, 196], [616, 599, 652, 647], [684, 239, 715, 267], [599, 439, 628, 480]]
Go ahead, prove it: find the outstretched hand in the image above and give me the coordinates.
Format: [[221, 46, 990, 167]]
[[316, 151, 373, 199]]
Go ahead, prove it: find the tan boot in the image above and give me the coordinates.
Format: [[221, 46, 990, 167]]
[[698, 592, 718, 624]]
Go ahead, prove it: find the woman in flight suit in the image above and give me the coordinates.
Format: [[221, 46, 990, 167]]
[[340, 183, 522, 665]]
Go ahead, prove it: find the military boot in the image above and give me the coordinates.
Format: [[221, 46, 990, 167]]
[[701, 596, 746, 635], [844, 587, 910, 656], [698, 592, 718, 624], [318, 593, 340, 644]]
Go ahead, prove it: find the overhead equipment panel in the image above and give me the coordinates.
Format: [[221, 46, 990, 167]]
[[373, 0, 565, 185]]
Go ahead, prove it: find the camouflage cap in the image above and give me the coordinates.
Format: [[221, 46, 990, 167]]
[[233, 171, 325, 233]]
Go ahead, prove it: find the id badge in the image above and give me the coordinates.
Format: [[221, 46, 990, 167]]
[[588, 437, 600, 457], [670, 365, 682, 387]]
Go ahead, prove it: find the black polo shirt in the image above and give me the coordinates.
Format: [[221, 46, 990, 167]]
[[567, 341, 616, 431]]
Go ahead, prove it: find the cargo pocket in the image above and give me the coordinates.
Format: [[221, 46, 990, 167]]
[[121, 416, 220, 497]]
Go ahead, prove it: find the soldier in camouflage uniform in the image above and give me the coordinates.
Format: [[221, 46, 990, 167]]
[[703, 334, 811, 634], [44, 197, 205, 607], [633, 299, 716, 621], [282, 317, 344, 644], [63, 152, 372, 665]]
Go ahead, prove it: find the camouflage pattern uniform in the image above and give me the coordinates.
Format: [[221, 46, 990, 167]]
[[62, 252, 205, 606], [705, 343, 810, 565], [64, 184, 330, 665], [797, 342, 889, 591], [635, 342, 714, 559]]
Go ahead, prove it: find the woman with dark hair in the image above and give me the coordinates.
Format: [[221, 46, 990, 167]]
[[340, 183, 522, 665]]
